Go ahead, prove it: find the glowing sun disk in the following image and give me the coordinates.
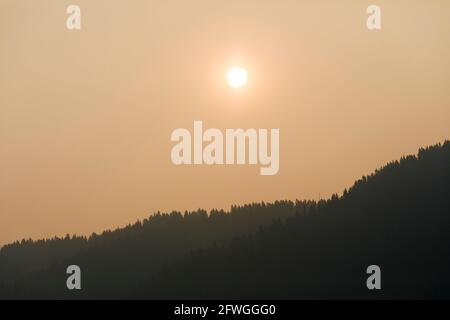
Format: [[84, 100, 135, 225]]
[[227, 67, 248, 88]]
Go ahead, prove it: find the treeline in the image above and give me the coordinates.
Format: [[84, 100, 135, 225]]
[[1, 141, 449, 299], [0, 199, 305, 298], [134, 141, 450, 299]]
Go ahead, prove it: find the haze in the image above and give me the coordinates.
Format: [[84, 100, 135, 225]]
[[1, 0, 449, 245]]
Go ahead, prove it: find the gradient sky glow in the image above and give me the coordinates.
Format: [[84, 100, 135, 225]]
[[1, 0, 449, 245]]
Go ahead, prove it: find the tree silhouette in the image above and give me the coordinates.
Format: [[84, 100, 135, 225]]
[[0, 141, 449, 299]]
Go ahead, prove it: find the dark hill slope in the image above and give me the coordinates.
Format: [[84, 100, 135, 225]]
[[1, 141, 449, 299], [0, 201, 300, 299], [134, 141, 450, 299]]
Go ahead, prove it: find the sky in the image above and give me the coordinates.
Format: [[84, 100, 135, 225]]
[[1, 0, 449, 246]]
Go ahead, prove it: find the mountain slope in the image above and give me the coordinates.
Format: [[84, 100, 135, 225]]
[[1, 141, 449, 299], [0, 201, 300, 299], [134, 141, 450, 299]]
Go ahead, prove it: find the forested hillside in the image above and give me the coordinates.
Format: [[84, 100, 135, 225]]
[[1, 141, 449, 299]]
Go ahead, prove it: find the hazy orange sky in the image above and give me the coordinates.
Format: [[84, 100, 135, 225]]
[[1, 0, 449, 246]]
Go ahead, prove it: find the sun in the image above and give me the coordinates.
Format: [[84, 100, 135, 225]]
[[227, 67, 248, 88]]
